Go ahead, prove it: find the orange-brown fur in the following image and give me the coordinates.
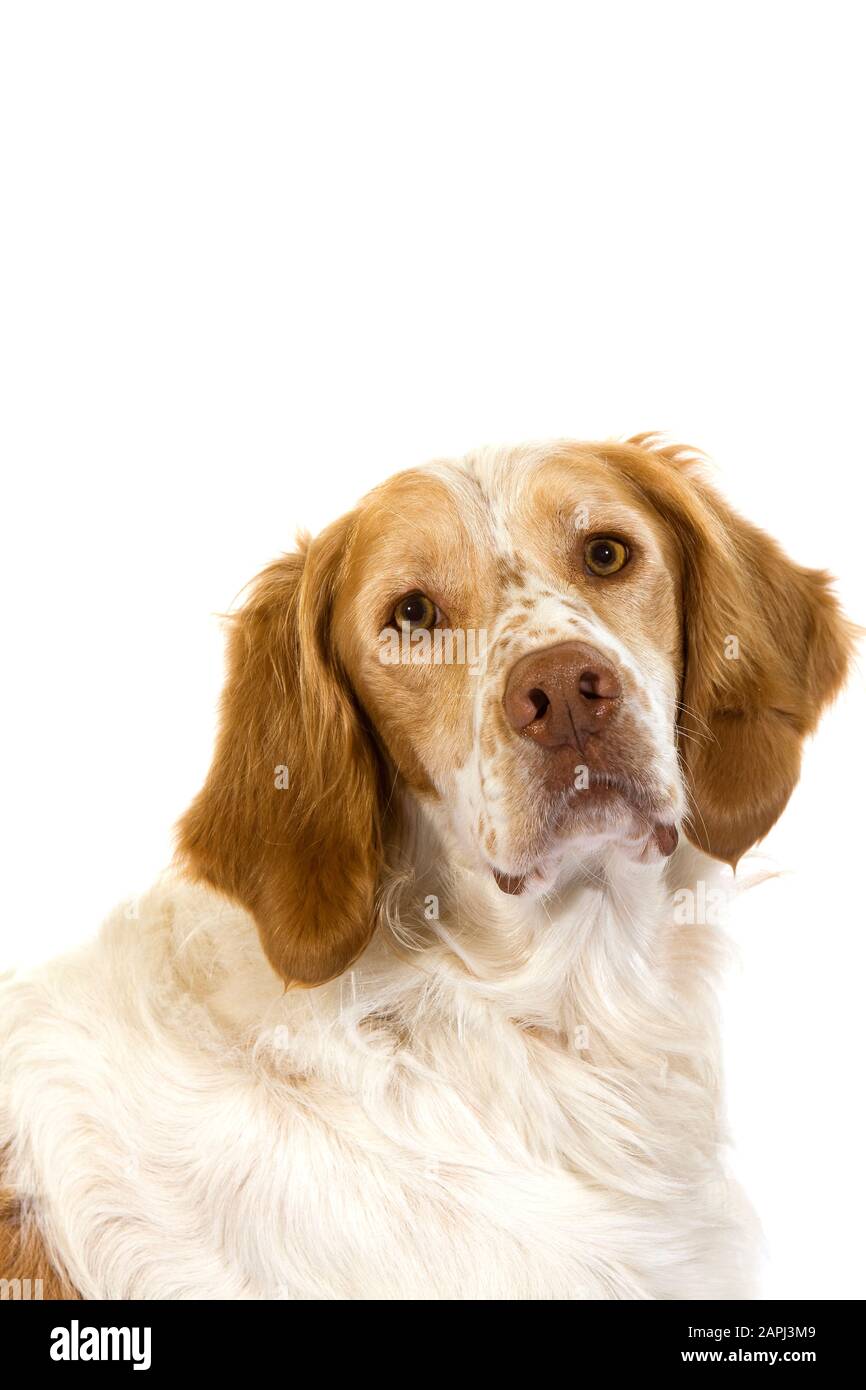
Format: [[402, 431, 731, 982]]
[[178, 518, 388, 987]]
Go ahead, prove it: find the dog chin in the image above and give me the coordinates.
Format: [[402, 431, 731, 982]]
[[490, 810, 679, 897], [561, 785, 679, 860]]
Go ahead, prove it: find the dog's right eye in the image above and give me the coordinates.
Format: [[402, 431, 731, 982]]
[[584, 536, 629, 577], [392, 592, 438, 630]]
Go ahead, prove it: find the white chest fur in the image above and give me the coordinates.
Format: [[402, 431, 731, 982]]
[[0, 847, 754, 1300]]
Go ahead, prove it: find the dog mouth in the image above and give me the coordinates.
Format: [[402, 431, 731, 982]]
[[492, 868, 528, 895], [489, 770, 679, 895]]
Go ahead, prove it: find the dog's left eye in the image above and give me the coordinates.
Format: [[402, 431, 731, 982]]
[[584, 537, 629, 577], [392, 592, 439, 630]]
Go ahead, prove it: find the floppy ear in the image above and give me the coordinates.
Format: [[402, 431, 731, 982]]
[[177, 515, 384, 986], [657, 452, 854, 866]]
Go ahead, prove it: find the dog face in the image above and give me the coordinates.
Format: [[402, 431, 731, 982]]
[[179, 437, 852, 985], [334, 445, 685, 894]]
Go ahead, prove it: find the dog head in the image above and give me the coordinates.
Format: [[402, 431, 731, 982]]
[[178, 437, 853, 984]]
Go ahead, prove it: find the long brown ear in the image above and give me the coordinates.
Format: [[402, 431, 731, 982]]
[[176, 515, 383, 986], [679, 484, 853, 866], [621, 438, 855, 866]]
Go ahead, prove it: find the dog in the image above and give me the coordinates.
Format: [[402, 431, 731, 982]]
[[0, 435, 853, 1299]]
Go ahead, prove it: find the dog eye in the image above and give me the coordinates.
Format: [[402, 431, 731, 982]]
[[584, 537, 629, 577], [392, 591, 439, 630]]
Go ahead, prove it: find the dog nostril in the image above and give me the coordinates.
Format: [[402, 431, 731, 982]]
[[579, 668, 620, 700], [526, 688, 550, 721]]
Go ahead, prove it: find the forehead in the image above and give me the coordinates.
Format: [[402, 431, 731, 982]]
[[344, 443, 677, 591]]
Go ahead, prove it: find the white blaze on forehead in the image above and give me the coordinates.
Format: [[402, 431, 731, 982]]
[[422, 445, 553, 560]]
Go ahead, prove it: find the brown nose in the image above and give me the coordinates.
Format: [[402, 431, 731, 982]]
[[503, 641, 622, 750]]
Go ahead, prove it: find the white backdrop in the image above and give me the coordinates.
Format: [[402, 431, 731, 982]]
[[1, 2, 864, 1299]]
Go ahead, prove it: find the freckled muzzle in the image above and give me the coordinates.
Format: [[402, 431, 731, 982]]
[[492, 638, 678, 891]]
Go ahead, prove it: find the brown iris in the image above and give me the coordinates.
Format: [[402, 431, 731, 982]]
[[584, 537, 629, 577], [392, 592, 438, 630]]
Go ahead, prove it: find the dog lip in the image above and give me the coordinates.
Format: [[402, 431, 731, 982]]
[[488, 778, 678, 893], [584, 778, 680, 858], [492, 868, 527, 895], [651, 822, 679, 857], [559, 770, 680, 856], [580, 769, 659, 811]]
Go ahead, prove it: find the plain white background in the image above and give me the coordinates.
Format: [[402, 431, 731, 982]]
[[1, 2, 864, 1299]]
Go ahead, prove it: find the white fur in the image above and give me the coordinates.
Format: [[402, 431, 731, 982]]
[[0, 824, 756, 1299]]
